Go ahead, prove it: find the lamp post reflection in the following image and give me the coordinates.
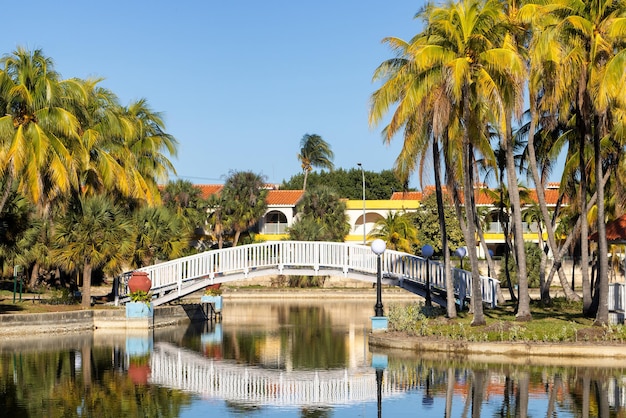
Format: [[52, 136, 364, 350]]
[[372, 353, 388, 418]]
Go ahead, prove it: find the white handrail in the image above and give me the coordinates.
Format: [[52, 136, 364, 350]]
[[120, 241, 499, 308]]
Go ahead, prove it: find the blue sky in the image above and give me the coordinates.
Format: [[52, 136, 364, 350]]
[[1, 1, 430, 186]]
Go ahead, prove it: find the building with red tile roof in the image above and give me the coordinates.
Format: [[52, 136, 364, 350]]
[[184, 183, 563, 251]]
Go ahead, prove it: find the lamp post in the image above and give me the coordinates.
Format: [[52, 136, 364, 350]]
[[456, 246, 467, 270], [357, 163, 366, 245], [371, 239, 386, 317], [422, 245, 434, 307]]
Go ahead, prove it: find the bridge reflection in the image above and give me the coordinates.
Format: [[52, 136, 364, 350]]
[[149, 342, 405, 407]]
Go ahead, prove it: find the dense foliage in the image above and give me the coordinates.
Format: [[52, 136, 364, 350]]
[[409, 193, 465, 256], [281, 168, 408, 199]]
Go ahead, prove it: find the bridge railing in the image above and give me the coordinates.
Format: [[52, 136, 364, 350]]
[[120, 241, 499, 308]]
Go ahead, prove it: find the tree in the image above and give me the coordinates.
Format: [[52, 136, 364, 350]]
[[130, 205, 189, 268], [120, 98, 178, 205], [53, 195, 133, 308], [206, 193, 227, 249], [520, 0, 626, 324], [221, 171, 268, 246], [370, 0, 524, 325], [367, 211, 418, 253], [161, 179, 208, 232], [288, 185, 349, 242], [410, 192, 465, 254], [296, 134, 334, 191], [281, 168, 406, 199], [0, 47, 82, 216]]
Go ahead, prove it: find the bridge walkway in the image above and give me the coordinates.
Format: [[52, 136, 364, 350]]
[[117, 241, 499, 309]]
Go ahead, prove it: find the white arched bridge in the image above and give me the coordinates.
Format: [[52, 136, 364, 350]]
[[118, 241, 499, 309]]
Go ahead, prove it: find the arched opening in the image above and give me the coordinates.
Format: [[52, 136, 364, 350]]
[[262, 211, 288, 234], [354, 212, 384, 241]]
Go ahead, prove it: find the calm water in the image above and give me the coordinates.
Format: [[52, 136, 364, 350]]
[[1, 299, 626, 417]]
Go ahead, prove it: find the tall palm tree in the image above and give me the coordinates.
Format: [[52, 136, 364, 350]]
[[120, 99, 178, 205], [53, 195, 133, 308], [297, 134, 334, 191], [367, 211, 418, 253], [67, 78, 134, 200], [0, 47, 83, 216], [520, 0, 626, 324], [371, 0, 524, 325]]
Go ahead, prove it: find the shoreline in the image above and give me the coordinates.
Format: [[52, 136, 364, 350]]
[[4, 287, 626, 362], [369, 332, 626, 365]]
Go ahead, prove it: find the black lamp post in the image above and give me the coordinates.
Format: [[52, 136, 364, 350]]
[[371, 239, 386, 317], [422, 245, 434, 307]]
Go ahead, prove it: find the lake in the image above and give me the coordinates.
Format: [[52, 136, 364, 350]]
[[1, 298, 625, 417]]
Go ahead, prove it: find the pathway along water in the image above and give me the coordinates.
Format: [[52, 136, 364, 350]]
[[1, 297, 626, 416]]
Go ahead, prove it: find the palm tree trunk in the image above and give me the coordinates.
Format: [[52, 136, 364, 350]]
[[505, 125, 530, 320], [81, 261, 92, 309], [233, 230, 241, 247], [461, 88, 485, 324], [302, 170, 309, 192], [462, 133, 485, 324], [593, 124, 609, 325], [543, 174, 609, 299], [434, 139, 456, 318], [577, 108, 592, 313], [526, 95, 580, 301]]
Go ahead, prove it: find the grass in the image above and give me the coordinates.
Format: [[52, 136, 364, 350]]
[[0, 285, 114, 314], [387, 298, 626, 343]]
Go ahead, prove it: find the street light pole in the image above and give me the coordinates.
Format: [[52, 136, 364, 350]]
[[357, 163, 366, 245], [422, 245, 434, 307], [371, 239, 386, 317]]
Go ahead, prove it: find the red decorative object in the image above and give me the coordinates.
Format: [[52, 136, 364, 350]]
[[205, 283, 221, 292], [128, 271, 151, 293], [128, 363, 151, 385]]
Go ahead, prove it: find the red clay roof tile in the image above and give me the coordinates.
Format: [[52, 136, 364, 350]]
[[266, 190, 305, 206]]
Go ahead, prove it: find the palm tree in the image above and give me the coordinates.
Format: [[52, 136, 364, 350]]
[[288, 185, 350, 242], [368, 211, 418, 253], [520, 0, 626, 324], [0, 47, 83, 216], [161, 179, 209, 232], [221, 171, 268, 246], [120, 99, 178, 205], [297, 134, 334, 191], [206, 193, 227, 249], [371, 0, 524, 325], [53, 195, 133, 308], [130, 205, 190, 268]]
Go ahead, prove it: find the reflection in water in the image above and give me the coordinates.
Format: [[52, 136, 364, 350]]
[[2, 301, 626, 417]]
